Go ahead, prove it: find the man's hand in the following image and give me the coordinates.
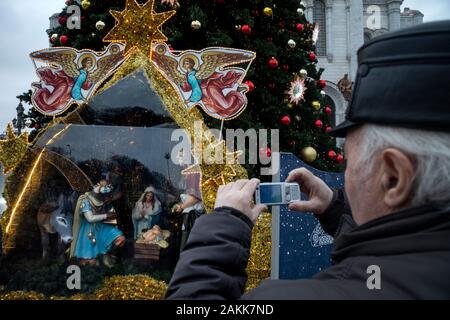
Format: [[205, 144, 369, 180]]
[[286, 168, 334, 215], [214, 179, 267, 224]]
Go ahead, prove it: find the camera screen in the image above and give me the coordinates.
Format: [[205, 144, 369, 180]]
[[259, 184, 283, 204]]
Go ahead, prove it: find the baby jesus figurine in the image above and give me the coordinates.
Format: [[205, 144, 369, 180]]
[[136, 225, 170, 249]]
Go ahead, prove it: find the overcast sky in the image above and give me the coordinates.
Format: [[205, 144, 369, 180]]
[[0, 0, 449, 131]]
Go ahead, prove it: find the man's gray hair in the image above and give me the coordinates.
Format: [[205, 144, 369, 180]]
[[357, 124, 450, 208]]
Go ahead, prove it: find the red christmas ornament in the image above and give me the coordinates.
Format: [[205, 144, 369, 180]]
[[241, 25, 252, 35], [252, 9, 259, 17], [34, 123, 41, 129], [309, 52, 316, 61], [58, 15, 67, 26], [328, 150, 337, 160], [296, 23, 304, 32], [282, 64, 289, 72], [281, 115, 291, 126], [269, 57, 279, 68], [268, 83, 276, 92], [260, 147, 272, 158], [65, 0, 73, 5], [278, 21, 285, 28], [315, 120, 323, 129], [288, 139, 296, 147], [337, 154, 344, 163], [244, 80, 255, 92], [318, 80, 327, 88], [267, 37, 273, 42], [325, 126, 333, 133], [325, 106, 332, 114], [169, 45, 174, 52], [60, 35, 69, 46], [215, 0, 225, 4]]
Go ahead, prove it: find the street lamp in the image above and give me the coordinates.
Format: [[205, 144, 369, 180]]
[[15, 101, 25, 135]]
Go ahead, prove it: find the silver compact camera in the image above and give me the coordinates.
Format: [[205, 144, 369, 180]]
[[255, 182, 301, 206]]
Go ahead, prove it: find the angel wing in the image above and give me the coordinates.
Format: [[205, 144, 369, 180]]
[[153, 50, 185, 84], [30, 49, 79, 78], [88, 51, 124, 83], [196, 50, 255, 80]]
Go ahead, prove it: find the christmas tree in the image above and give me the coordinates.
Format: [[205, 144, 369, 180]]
[[0, 0, 344, 299], [41, 0, 343, 172]]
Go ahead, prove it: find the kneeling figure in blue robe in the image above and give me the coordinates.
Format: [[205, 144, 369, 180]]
[[70, 182, 125, 266]]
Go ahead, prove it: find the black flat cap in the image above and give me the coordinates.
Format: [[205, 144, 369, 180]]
[[331, 20, 450, 137]]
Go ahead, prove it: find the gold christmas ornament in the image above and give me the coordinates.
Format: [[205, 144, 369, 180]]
[[103, 0, 176, 58], [191, 20, 201, 30], [0, 123, 29, 174], [312, 100, 321, 110], [95, 20, 106, 31], [301, 146, 318, 163], [81, 0, 91, 10], [287, 39, 296, 48], [263, 7, 273, 16]]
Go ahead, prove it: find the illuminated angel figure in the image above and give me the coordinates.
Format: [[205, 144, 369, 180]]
[[30, 44, 125, 115], [153, 43, 256, 120]]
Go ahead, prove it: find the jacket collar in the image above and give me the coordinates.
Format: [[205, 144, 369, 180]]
[[332, 204, 450, 263]]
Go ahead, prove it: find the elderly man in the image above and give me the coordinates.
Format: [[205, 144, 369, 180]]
[[165, 21, 450, 299]]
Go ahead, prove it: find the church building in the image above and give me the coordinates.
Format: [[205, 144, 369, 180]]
[[302, 0, 423, 128]]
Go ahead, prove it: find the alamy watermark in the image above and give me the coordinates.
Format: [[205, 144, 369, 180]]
[[170, 121, 279, 176], [366, 5, 382, 30], [66, 265, 81, 290], [66, 5, 82, 30], [366, 265, 381, 290]]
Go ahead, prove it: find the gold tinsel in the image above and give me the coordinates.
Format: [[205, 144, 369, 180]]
[[90, 275, 168, 300], [0, 123, 29, 173], [0, 275, 167, 300], [245, 212, 272, 292]]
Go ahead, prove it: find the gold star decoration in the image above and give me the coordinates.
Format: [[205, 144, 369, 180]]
[[103, 0, 176, 59], [181, 139, 243, 211], [0, 123, 29, 174], [182, 139, 243, 188]]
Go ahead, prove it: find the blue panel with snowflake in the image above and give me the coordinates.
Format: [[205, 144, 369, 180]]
[[277, 153, 345, 279]]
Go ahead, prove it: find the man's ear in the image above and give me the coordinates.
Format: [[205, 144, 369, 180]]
[[380, 148, 415, 209]]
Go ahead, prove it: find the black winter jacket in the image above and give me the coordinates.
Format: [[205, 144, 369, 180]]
[[165, 190, 450, 300]]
